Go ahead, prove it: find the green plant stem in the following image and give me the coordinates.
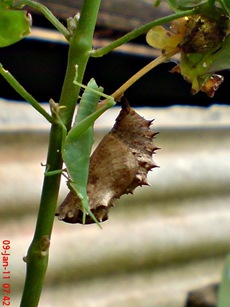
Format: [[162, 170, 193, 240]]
[[19, 123, 63, 307], [15, 0, 70, 40], [90, 9, 197, 57], [217, 254, 230, 306], [19, 1, 101, 306], [0, 63, 54, 124], [58, 0, 101, 126]]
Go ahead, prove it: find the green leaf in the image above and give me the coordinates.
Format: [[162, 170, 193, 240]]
[[0, 9, 31, 47], [63, 79, 100, 224], [207, 35, 230, 73], [217, 254, 230, 307], [64, 79, 101, 187], [62, 79, 115, 225], [146, 25, 182, 52], [179, 45, 221, 94], [219, 0, 230, 15], [153, 0, 161, 7]]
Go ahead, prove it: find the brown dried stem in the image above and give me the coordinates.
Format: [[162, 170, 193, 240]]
[[99, 49, 180, 107]]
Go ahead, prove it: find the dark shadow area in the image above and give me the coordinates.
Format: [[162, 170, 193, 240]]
[[0, 11, 229, 107]]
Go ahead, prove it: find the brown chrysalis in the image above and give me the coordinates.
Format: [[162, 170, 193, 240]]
[[56, 99, 158, 224]]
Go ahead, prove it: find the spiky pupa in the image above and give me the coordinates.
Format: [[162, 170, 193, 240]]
[[56, 100, 159, 224]]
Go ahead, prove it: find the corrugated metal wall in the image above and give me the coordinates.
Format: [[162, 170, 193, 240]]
[[1, 102, 230, 306]]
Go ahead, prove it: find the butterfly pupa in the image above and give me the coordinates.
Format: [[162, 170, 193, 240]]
[[56, 99, 159, 224]]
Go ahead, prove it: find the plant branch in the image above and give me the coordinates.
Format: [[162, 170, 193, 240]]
[[90, 9, 197, 57], [0, 63, 54, 124], [98, 49, 179, 107], [19, 0, 101, 306], [58, 0, 101, 126], [19, 125, 63, 307], [15, 0, 70, 40]]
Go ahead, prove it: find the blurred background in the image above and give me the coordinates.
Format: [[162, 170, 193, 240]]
[[1, 1, 230, 306]]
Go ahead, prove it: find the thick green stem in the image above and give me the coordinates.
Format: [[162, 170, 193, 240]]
[[58, 0, 101, 127], [90, 9, 197, 57], [19, 124, 63, 307], [19, 1, 101, 306]]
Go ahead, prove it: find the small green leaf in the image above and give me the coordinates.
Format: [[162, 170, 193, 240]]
[[63, 79, 114, 225], [0, 9, 31, 47], [219, 0, 230, 15], [153, 0, 161, 7], [207, 35, 230, 73], [146, 25, 182, 52], [179, 45, 221, 94], [63, 79, 100, 225]]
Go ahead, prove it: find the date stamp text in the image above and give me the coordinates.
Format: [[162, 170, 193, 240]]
[[2, 240, 10, 306]]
